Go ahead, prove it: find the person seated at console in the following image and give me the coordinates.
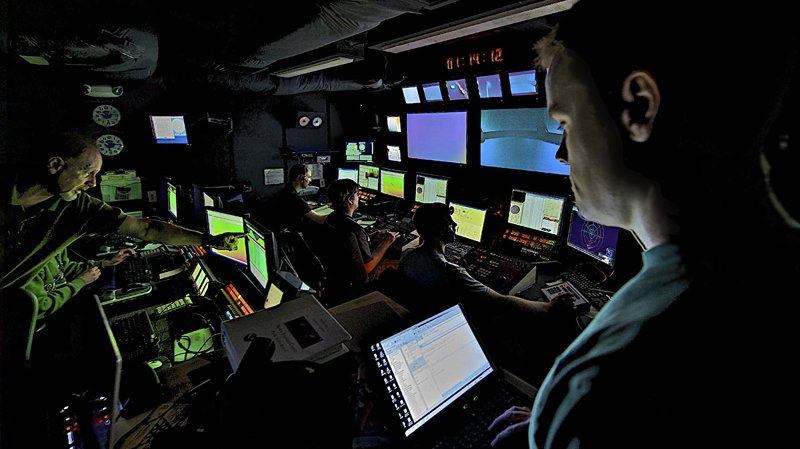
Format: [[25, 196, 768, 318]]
[[399, 203, 568, 316], [261, 163, 326, 232], [323, 179, 399, 289], [24, 248, 135, 321]]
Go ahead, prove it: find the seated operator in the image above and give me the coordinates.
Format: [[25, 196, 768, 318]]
[[24, 248, 135, 321], [399, 202, 568, 317], [323, 179, 399, 287], [262, 163, 326, 232]]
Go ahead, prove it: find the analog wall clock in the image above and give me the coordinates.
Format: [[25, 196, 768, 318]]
[[92, 104, 121, 127], [96, 134, 124, 156]]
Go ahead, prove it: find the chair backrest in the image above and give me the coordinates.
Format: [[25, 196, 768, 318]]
[[275, 229, 326, 294], [1, 287, 39, 365]]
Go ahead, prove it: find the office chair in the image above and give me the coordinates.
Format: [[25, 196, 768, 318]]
[[275, 228, 327, 298], [1, 287, 39, 366]]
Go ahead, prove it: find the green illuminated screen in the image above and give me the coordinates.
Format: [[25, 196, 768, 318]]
[[206, 209, 246, 265], [380, 169, 405, 199], [450, 202, 487, 244]]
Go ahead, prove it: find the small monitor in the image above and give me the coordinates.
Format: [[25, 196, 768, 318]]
[[414, 173, 448, 204], [387, 145, 402, 162], [402, 86, 421, 104], [407, 112, 468, 164], [508, 70, 538, 96], [346, 141, 374, 162], [380, 168, 405, 199], [422, 82, 443, 102], [507, 189, 567, 236], [149, 115, 189, 144], [387, 115, 402, 132], [476, 74, 503, 98], [358, 164, 380, 191], [203, 192, 215, 208], [244, 218, 278, 293], [338, 167, 358, 182], [166, 181, 178, 220], [205, 209, 247, 265], [449, 202, 487, 244], [567, 205, 620, 268], [480, 108, 568, 175], [446, 79, 469, 101]]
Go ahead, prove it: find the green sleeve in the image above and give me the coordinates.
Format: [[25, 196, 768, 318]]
[[36, 278, 87, 320]]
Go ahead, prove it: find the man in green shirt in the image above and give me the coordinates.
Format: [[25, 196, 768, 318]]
[[23, 248, 135, 320]]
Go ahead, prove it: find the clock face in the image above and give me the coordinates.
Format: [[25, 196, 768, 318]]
[[297, 115, 311, 127], [311, 116, 323, 127], [92, 104, 121, 127], [96, 134, 124, 156]]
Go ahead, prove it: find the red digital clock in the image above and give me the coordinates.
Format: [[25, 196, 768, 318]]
[[446, 47, 504, 70]]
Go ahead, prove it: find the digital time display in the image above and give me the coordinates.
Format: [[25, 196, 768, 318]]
[[446, 47, 504, 70]]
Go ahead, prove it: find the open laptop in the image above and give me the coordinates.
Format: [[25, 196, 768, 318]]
[[369, 304, 535, 448]]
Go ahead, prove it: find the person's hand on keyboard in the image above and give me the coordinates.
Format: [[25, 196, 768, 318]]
[[78, 266, 102, 285], [101, 248, 137, 268], [371, 229, 399, 242], [488, 405, 531, 448]]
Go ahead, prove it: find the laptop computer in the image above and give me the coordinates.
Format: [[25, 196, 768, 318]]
[[369, 304, 535, 448]]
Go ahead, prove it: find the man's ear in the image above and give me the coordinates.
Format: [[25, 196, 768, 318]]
[[620, 70, 660, 142], [47, 156, 65, 174]]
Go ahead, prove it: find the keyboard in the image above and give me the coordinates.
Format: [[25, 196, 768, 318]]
[[431, 382, 530, 449], [109, 310, 159, 363], [561, 269, 613, 310], [445, 241, 475, 258], [117, 257, 152, 284]]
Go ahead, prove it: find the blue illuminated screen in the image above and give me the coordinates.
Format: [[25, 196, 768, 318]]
[[446, 79, 469, 100], [508, 70, 538, 96], [476, 74, 502, 98], [402, 86, 421, 104], [406, 112, 467, 164], [480, 108, 568, 175], [422, 82, 443, 102]]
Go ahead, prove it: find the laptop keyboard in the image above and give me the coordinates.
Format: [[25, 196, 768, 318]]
[[432, 382, 531, 449]]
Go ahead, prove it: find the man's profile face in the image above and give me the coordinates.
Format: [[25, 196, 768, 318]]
[[545, 47, 638, 228], [301, 169, 312, 189], [53, 145, 103, 201]]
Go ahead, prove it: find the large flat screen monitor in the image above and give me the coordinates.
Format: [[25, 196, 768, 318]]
[[358, 164, 380, 191], [346, 141, 374, 162], [205, 209, 247, 265], [450, 202, 487, 244], [480, 108, 568, 175], [149, 115, 189, 144], [244, 218, 278, 293], [166, 181, 178, 220], [407, 112, 467, 164], [338, 167, 358, 182], [414, 173, 448, 204], [380, 168, 405, 199], [507, 189, 567, 236], [566, 205, 620, 268]]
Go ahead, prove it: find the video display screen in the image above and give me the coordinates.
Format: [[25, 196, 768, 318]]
[[480, 108, 568, 175], [407, 112, 467, 164]]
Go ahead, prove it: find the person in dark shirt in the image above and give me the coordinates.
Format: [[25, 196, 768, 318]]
[[323, 179, 398, 287], [262, 163, 327, 232]]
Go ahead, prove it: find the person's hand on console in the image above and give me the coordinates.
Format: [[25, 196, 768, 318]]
[[487, 405, 531, 448], [101, 248, 137, 268], [547, 292, 578, 314], [78, 267, 102, 285], [206, 232, 246, 250]]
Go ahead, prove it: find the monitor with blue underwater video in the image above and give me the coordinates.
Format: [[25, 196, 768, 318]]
[[407, 112, 468, 164], [480, 108, 569, 175], [508, 70, 538, 96]]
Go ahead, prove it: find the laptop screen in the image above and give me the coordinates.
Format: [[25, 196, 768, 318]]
[[371, 304, 493, 437]]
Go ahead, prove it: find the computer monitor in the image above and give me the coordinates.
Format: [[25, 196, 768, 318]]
[[402, 86, 421, 104], [380, 168, 405, 199], [407, 112, 468, 164], [387, 115, 402, 132], [345, 141, 374, 162], [507, 189, 567, 236], [387, 145, 402, 162], [446, 78, 469, 100], [449, 202, 487, 244], [566, 205, 620, 268], [480, 108, 569, 175], [422, 82, 443, 102], [205, 209, 247, 265], [414, 173, 448, 204], [190, 259, 213, 297], [337, 167, 358, 182], [244, 218, 278, 293], [166, 181, 178, 220], [358, 164, 380, 191], [476, 74, 502, 98], [508, 70, 538, 96], [149, 115, 189, 144]]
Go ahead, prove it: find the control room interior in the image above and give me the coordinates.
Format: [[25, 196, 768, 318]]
[[2, 1, 650, 447]]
